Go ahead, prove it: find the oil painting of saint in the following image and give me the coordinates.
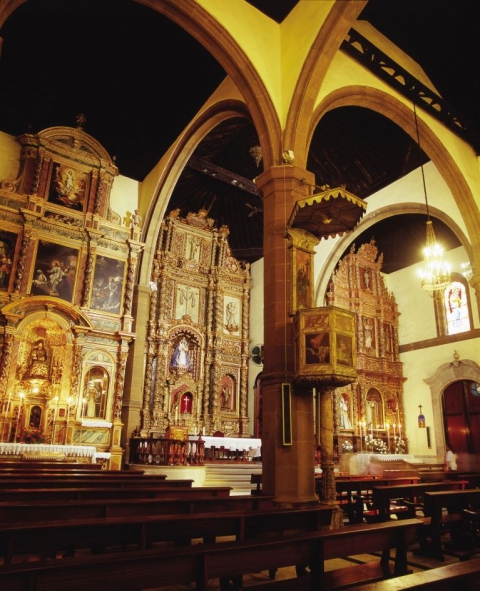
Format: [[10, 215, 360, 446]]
[[48, 163, 88, 211], [90, 256, 125, 314], [31, 241, 78, 303]]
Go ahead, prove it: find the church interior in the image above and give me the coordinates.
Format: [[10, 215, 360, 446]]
[[0, 1, 480, 588]]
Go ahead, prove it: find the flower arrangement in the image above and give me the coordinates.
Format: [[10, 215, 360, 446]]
[[394, 437, 406, 454], [341, 440, 353, 453], [365, 434, 388, 454], [19, 427, 46, 444]]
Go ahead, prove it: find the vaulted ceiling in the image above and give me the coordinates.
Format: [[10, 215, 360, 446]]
[[0, 0, 477, 270]]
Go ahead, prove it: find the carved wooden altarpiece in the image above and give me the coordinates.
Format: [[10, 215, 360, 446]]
[[142, 209, 251, 437], [327, 239, 406, 458], [0, 124, 142, 468]]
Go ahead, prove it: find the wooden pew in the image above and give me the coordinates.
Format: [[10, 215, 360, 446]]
[[348, 558, 480, 591], [0, 518, 421, 591], [0, 485, 232, 502], [0, 494, 277, 523], [0, 504, 334, 565], [331, 477, 420, 524], [417, 488, 480, 560], [0, 475, 189, 488], [371, 480, 469, 521]]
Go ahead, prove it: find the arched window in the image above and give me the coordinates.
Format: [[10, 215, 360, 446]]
[[443, 277, 471, 335]]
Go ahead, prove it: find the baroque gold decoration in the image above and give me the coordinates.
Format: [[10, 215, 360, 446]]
[[143, 209, 251, 437]]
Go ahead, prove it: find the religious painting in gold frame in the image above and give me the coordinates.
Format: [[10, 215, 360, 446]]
[[48, 161, 89, 212], [0, 228, 19, 292], [293, 306, 357, 388], [30, 240, 79, 303]]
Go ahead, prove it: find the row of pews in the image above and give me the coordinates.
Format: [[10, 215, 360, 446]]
[[0, 460, 478, 590]]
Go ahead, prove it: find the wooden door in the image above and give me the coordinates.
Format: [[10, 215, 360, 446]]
[[443, 380, 480, 470]]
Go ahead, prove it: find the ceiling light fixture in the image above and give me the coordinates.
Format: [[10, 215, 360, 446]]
[[414, 102, 451, 291], [249, 145, 263, 168]]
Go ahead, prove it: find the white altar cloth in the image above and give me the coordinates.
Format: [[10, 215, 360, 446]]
[[0, 443, 97, 462], [353, 453, 416, 475], [190, 436, 261, 455]]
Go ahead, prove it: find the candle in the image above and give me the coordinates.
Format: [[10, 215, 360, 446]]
[[399, 423, 402, 440], [4, 393, 11, 417], [175, 407, 179, 423], [393, 423, 396, 438], [17, 393, 24, 418], [386, 423, 390, 450], [202, 426, 206, 436], [66, 397, 71, 423]]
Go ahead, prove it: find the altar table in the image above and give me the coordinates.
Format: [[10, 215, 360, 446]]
[[0, 443, 98, 463]]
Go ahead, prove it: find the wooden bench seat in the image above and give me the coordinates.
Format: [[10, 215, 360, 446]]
[[0, 494, 276, 523], [371, 481, 469, 521], [349, 558, 480, 591], [415, 488, 480, 561], [0, 476, 189, 489], [0, 485, 232, 502], [0, 504, 334, 565], [0, 518, 420, 591]]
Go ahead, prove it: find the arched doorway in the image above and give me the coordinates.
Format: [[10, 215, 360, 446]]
[[425, 358, 480, 470], [443, 380, 480, 471]]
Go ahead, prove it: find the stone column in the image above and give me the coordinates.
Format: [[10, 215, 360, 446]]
[[255, 165, 317, 505], [122, 284, 150, 448]]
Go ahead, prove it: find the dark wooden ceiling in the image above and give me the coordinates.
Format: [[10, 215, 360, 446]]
[[0, 0, 476, 270]]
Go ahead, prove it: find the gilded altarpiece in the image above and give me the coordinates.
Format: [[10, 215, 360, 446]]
[[141, 209, 250, 437], [0, 125, 141, 468], [327, 240, 406, 459]]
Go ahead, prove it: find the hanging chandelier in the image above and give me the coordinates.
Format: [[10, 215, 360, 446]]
[[413, 102, 451, 291]]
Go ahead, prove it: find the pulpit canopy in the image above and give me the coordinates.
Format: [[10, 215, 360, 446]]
[[288, 187, 367, 240]]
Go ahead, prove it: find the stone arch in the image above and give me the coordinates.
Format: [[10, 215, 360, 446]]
[[284, 1, 367, 167], [314, 202, 470, 305], [424, 358, 480, 463], [140, 100, 257, 284], [308, 88, 480, 241], [136, 0, 281, 167]]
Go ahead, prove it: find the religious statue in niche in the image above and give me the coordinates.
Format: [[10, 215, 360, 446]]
[[187, 235, 201, 261], [24, 339, 50, 381], [364, 317, 375, 350], [224, 300, 239, 333], [82, 367, 108, 419], [49, 163, 87, 210], [363, 268, 371, 291], [220, 376, 235, 411], [339, 393, 353, 429], [170, 337, 192, 371], [366, 389, 384, 429]]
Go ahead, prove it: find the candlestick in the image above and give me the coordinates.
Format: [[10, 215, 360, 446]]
[[4, 393, 11, 417], [66, 397, 71, 423]]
